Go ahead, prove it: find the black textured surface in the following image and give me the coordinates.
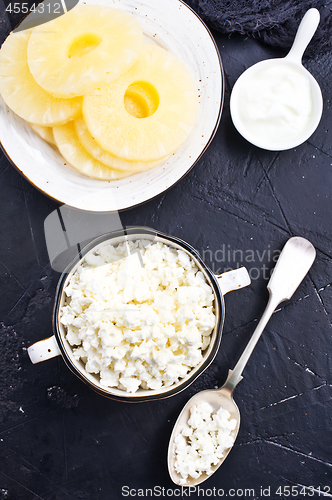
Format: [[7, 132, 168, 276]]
[[1, 5, 332, 500]]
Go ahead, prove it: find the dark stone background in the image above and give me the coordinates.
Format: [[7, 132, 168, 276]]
[[0, 1, 331, 499]]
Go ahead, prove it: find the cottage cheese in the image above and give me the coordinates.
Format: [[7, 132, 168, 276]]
[[60, 240, 216, 392], [174, 402, 237, 484]]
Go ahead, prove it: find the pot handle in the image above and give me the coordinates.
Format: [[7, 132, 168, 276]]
[[215, 266, 251, 295], [28, 335, 61, 364]]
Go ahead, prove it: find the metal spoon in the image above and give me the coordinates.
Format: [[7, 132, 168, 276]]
[[168, 236, 316, 486], [230, 8, 323, 150]]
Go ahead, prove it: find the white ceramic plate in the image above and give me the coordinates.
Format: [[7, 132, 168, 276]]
[[0, 0, 223, 211]]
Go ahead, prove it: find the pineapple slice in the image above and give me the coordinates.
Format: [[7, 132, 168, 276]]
[[0, 30, 82, 126], [53, 121, 132, 181], [30, 124, 55, 146], [28, 5, 143, 98], [83, 44, 197, 162], [74, 115, 166, 173]]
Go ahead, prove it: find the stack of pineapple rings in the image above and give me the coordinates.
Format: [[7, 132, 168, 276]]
[[0, 4, 198, 180]]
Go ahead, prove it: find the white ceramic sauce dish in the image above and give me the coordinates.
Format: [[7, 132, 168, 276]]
[[28, 227, 251, 402], [230, 8, 323, 151]]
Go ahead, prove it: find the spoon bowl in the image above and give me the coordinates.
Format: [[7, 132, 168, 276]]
[[168, 387, 240, 486], [230, 8, 323, 151], [168, 237, 316, 486]]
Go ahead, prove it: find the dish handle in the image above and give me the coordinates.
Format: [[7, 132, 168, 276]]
[[215, 266, 251, 295], [28, 335, 61, 364]]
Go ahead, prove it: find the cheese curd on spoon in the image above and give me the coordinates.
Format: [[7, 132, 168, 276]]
[[60, 240, 216, 393], [174, 402, 237, 484]]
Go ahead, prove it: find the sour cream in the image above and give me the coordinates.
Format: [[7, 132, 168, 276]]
[[231, 62, 315, 150]]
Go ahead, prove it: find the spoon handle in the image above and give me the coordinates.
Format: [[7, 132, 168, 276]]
[[286, 8, 320, 63], [222, 237, 316, 392], [222, 293, 278, 392]]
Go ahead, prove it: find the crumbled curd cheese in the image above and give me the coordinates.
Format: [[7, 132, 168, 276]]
[[174, 402, 237, 484], [60, 240, 216, 392]]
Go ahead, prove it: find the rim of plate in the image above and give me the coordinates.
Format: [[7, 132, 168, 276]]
[[0, 0, 224, 212]]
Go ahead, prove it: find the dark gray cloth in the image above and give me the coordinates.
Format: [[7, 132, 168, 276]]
[[184, 0, 332, 57]]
